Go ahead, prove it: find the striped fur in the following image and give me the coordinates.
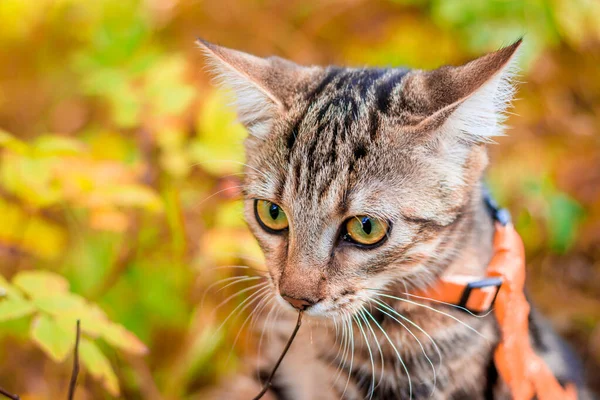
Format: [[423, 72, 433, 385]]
[[198, 39, 591, 399]]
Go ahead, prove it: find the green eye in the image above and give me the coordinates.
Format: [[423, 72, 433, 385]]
[[345, 216, 388, 246], [255, 200, 289, 232]]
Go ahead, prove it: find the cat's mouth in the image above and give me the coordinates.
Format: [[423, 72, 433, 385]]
[[274, 288, 372, 319]]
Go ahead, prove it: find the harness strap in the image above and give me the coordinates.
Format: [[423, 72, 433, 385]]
[[413, 191, 577, 400], [488, 222, 577, 400]]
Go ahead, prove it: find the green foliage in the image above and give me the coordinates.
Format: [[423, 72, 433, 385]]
[[0, 0, 598, 398], [189, 89, 248, 176], [1, 270, 146, 394], [80, 338, 120, 396]]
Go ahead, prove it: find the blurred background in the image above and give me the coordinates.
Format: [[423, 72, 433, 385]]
[[0, 0, 598, 398]]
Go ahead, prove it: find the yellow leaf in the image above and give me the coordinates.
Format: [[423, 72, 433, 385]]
[[80, 338, 120, 396], [0, 274, 25, 299], [13, 270, 69, 299], [85, 184, 163, 212], [190, 89, 247, 176], [30, 314, 73, 362], [21, 214, 67, 260], [87, 130, 131, 161], [101, 322, 148, 355], [32, 135, 85, 157], [32, 292, 86, 316], [54, 304, 110, 339], [214, 200, 246, 228], [0, 128, 29, 154], [0, 200, 66, 259], [0, 154, 62, 207]]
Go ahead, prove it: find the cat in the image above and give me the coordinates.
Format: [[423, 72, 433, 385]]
[[197, 39, 591, 400]]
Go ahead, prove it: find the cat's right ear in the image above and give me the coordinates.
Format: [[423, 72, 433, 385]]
[[197, 39, 316, 138]]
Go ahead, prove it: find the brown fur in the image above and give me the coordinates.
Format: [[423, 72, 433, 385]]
[[197, 39, 591, 399]]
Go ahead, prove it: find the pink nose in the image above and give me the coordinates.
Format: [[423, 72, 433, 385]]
[[281, 295, 314, 310]]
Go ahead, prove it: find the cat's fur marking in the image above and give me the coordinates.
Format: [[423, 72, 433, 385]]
[[198, 39, 592, 400]]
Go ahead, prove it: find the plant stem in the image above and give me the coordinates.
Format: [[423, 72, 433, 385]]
[[252, 311, 303, 400]]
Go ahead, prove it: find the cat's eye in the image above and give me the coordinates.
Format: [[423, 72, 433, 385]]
[[344, 216, 389, 247], [255, 200, 289, 233]]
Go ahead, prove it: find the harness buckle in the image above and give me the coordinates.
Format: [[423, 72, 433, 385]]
[[458, 277, 503, 315]]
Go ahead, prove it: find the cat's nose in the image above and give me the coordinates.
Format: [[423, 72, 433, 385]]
[[281, 294, 314, 310]]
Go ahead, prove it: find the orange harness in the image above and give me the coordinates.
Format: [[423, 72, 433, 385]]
[[413, 200, 577, 400]]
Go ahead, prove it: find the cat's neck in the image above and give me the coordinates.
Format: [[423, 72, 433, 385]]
[[443, 184, 496, 278]]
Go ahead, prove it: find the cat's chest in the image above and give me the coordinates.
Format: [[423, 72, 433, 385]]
[[265, 311, 498, 400]]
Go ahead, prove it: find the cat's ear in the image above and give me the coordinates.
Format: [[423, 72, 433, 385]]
[[401, 39, 522, 141], [197, 39, 316, 138]]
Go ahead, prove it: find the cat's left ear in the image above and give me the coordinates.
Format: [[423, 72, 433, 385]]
[[400, 39, 522, 141], [197, 39, 318, 138]]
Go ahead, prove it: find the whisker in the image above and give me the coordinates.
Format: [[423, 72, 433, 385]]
[[213, 282, 268, 312], [402, 293, 494, 318], [342, 315, 355, 398], [369, 288, 493, 318], [327, 315, 344, 371], [244, 294, 274, 356], [189, 159, 271, 181], [364, 307, 413, 400], [215, 276, 263, 294], [353, 313, 375, 400], [369, 291, 489, 341], [370, 297, 442, 394], [333, 315, 339, 343], [226, 288, 271, 363], [358, 307, 385, 393], [249, 293, 273, 333], [333, 311, 350, 386], [257, 300, 278, 374], [212, 282, 269, 335], [201, 275, 263, 309], [373, 304, 437, 397], [194, 185, 245, 209], [204, 264, 267, 275]]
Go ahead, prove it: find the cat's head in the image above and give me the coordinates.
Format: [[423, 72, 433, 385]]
[[199, 39, 520, 317]]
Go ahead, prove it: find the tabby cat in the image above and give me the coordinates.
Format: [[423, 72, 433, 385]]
[[198, 39, 590, 400]]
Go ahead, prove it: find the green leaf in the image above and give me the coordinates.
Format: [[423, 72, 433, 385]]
[[32, 292, 87, 316], [80, 338, 120, 396], [30, 314, 74, 362], [13, 270, 69, 299], [146, 55, 195, 116], [214, 200, 246, 228], [0, 274, 25, 299], [101, 322, 147, 355], [0, 296, 35, 322], [54, 303, 112, 339], [189, 89, 247, 176], [0, 154, 63, 207], [547, 193, 584, 253]]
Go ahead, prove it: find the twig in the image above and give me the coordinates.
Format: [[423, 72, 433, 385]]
[[67, 320, 81, 400], [0, 387, 19, 400], [252, 311, 303, 400]]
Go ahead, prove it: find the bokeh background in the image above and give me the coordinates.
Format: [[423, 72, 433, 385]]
[[0, 0, 598, 398]]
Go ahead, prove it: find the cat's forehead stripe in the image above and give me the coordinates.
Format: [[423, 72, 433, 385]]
[[375, 69, 410, 114], [281, 67, 410, 205]]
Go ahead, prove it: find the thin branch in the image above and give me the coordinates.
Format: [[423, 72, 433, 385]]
[[0, 387, 19, 400], [252, 311, 303, 400], [67, 320, 81, 400]]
